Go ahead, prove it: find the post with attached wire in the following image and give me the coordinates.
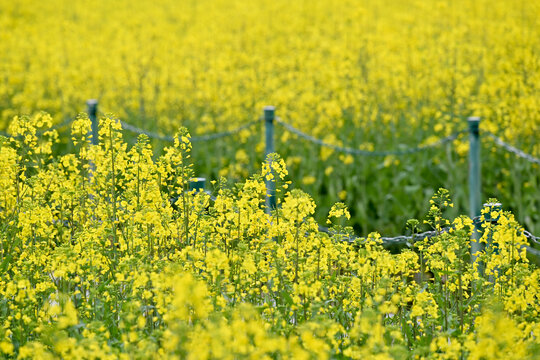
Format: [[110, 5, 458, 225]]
[[87, 99, 99, 145], [264, 106, 276, 213], [468, 116, 482, 262]]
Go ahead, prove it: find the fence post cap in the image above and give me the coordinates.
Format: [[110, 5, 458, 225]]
[[190, 177, 206, 182], [467, 116, 480, 132], [189, 177, 206, 191], [482, 202, 502, 223], [264, 106, 275, 122], [86, 99, 98, 106]]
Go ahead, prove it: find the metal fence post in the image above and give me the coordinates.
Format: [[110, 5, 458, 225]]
[[264, 106, 276, 213], [468, 116, 482, 261], [87, 99, 99, 145]]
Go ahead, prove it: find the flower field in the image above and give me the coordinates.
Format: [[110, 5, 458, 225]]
[[1, 0, 539, 235], [1, 0, 540, 358], [0, 114, 539, 359]]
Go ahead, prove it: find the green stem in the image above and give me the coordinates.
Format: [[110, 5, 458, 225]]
[[294, 226, 300, 284], [109, 124, 117, 260]]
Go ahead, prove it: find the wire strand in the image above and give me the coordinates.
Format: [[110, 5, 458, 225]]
[[485, 131, 540, 165], [118, 119, 261, 143], [275, 117, 465, 156]]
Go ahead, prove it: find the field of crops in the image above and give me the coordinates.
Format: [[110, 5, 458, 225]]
[[1, 0, 539, 235], [0, 114, 539, 358], [1, 0, 540, 358]]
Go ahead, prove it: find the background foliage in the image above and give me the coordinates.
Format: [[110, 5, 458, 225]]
[[0, 0, 538, 234]]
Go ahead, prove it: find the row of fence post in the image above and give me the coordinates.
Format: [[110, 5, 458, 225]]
[[261, 105, 487, 258], [83, 99, 486, 256]]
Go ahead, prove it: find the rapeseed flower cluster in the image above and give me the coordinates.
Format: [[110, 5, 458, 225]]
[[0, 113, 538, 359]]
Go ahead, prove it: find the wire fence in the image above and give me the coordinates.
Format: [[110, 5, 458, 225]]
[[275, 117, 466, 156], [318, 222, 540, 257], [2, 108, 538, 166], [524, 230, 540, 246], [318, 223, 451, 246], [119, 121, 175, 142], [112, 115, 540, 166], [0, 116, 73, 138], [1, 101, 539, 257], [485, 131, 540, 165], [118, 119, 261, 143]]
